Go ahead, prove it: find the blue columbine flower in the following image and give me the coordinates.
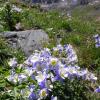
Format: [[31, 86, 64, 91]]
[[29, 92, 37, 100], [38, 88, 49, 99], [35, 71, 47, 84], [7, 44, 98, 99], [94, 34, 100, 48], [94, 86, 100, 93], [51, 95, 57, 100], [64, 44, 78, 64], [29, 85, 38, 100]]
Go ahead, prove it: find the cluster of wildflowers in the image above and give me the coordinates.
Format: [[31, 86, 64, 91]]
[[94, 34, 100, 48], [7, 44, 98, 99], [12, 5, 22, 13], [0, 3, 22, 13]]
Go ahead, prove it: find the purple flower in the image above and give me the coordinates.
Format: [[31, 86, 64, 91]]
[[94, 34, 100, 48], [40, 48, 51, 58], [57, 44, 63, 52], [29, 85, 38, 100], [18, 74, 27, 83], [78, 69, 88, 79], [29, 92, 37, 100], [39, 80, 46, 89], [64, 44, 78, 64], [51, 95, 57, 100], [89, 73, 97, 82], [94, 86, 100, 93]]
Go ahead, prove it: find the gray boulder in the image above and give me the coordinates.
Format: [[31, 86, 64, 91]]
[[1, 30, 49, 56]]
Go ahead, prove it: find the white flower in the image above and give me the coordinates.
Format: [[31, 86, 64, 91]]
[[12, 5, 22, 12], [49, 57, 58, 66], [20, 87, 32, 98], [8, 58, 17, 67], [88, 73, 97, 81], [24, 68, 34, 76], [18, 74, 27, 83], [39, 88, 48, 99], [7, 73, 27, 84], [7, 74, 18, 83], [44, 48, 50, 52], [29, 55, 40, 64], [57, 44, 63, 51], [35, 72, 46, 83], [53, 44, 63, 52], [59, 67, 68, 79], [66, 67, 78, 75], [53, 47, 59, 52]]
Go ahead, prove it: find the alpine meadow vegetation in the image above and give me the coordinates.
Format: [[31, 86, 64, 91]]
[[0, 0, 100, 100]]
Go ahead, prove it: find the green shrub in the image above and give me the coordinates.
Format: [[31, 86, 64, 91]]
[[0, 2, 22, 31], [52, 79, 91, 100]]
